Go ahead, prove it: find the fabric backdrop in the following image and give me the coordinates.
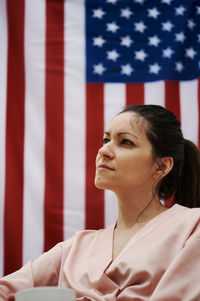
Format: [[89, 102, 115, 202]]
[[0, 0, 200, 277]]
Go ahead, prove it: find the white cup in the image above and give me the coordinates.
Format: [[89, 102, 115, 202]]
[[15, 286, 76, 301]]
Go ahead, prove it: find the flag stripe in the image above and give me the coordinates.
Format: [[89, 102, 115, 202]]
[[4, 0, 25, 275], [44, 0, 65, 252], [23, 0, 46, 264], [126, 83, 144, 106], [64, 0, 86, 238], [145, 82, 165, 107], [85, 84, 104, 229], [165, 81, 180, 122], [104, 84, 126, 129], [0, 0, 8, 277], [180, 80, 199, 145]]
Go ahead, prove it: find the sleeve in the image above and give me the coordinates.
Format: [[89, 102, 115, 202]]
[[148, 229, 200, 301], [0, 238, 74, 301], [117, 227, 200, 301]]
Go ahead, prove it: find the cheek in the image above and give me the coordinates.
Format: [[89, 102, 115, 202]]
[[121, 154, 154, 175], [95, 153, 100, 165]]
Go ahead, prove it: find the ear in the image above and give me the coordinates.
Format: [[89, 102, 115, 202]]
[[153, 157, 174, 181]]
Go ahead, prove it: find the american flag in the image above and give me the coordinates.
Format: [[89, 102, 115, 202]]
[[0, 0, 199, 277], [87, 0, 200, 82]]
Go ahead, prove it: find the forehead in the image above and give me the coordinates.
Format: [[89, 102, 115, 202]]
[[106, 112, 147, 136]]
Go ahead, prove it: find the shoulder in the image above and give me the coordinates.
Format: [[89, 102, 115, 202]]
[[162, 204, 200, 238], [155, 204, 200, 229], [60, 223, 114, 257], [61, 228, 105, 245], [72, 223, 115, 244], [170, 204, 200, 221]]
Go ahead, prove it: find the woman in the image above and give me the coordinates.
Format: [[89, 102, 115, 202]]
[[0, 104, 200, 300]]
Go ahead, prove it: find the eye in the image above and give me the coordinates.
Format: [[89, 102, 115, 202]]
[[121, 139, 134, 146], [102, 138, 110, 145]]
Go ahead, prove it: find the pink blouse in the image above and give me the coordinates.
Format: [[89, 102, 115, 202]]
[[0, 204, 200, 300]]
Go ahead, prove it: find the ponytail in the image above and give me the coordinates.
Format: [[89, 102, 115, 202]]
[[120, 105, 200, 208], [174, 139, 200, 208]]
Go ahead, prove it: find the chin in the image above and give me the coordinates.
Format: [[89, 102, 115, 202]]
[[94, 177, 105, 189], [95, 177, 114, 191]]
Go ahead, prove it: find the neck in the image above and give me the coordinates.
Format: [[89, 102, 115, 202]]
[[115, 190, 167, 229]]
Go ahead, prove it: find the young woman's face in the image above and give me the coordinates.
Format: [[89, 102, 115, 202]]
[[95, 112, 158, 194]]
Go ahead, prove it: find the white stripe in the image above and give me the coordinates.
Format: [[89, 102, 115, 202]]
[[104, 84, 126, 129], [64, 0, 85, 238], [145, 81, 165, 107], [104, 84, 126, 227], [0, 0, 7, 277], [23, 0, 46, 264], [180, 80, 198, 145]]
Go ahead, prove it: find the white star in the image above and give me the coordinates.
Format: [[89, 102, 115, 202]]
[[162, 47, 174, 58], [185, 47, 197, 59], [188, 19, 196, 30], [107, 49, 120, 61], [147, 7, 160, 19], [107, 0, 118, 4], [148, 35, 161, 47], [175, 32, 186, 43], [92, 8, 105, 19], [175, 5, 186, 16], [120, 7, 133, 19], [162, 21, 174, 32], [149, 63, 161, 74], [121, 64, 133, 76], [93, 63, 106, 75], [135, 49, 148, 61], [120, 36, 133, 47], [134, 21, 147, 33], [175, 61, 184, 73], [196, 6, 200, 15], [161, 0, 173, 4], [106, 22, 119, 33], [134, 0, 146, 4], [93, 36, 106, 47]]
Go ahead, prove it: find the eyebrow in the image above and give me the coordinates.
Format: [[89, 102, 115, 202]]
[[104, 131, 139, 139]]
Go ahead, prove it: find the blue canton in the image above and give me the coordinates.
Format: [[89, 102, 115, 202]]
[[86, 0, 200, 83]]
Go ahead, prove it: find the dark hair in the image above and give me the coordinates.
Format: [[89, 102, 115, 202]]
[[120, 104, 200, 208]]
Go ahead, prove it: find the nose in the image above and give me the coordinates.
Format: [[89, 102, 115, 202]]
[[98, 142, 114, 159]]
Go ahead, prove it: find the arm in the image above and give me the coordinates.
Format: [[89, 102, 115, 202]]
[[149, 229, 200, 301], [119, 230, 200, 300], [115, 225, 200, 301], [0, 241, 66, 300]]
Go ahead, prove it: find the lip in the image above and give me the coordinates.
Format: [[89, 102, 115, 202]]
[[98, 164, 114, 171]]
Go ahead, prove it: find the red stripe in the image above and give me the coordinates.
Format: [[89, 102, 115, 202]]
[[126, 83, 144, 106], [165, 81, 181, 122], [85, 84, 104, 229], [4, 0, 25, 275], [44, 0, 64, 252], [198, 79, 200, 148], [164, 81, 181, 208]]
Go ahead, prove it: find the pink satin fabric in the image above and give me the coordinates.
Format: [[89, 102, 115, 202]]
[[0, 204, 200, 300]]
